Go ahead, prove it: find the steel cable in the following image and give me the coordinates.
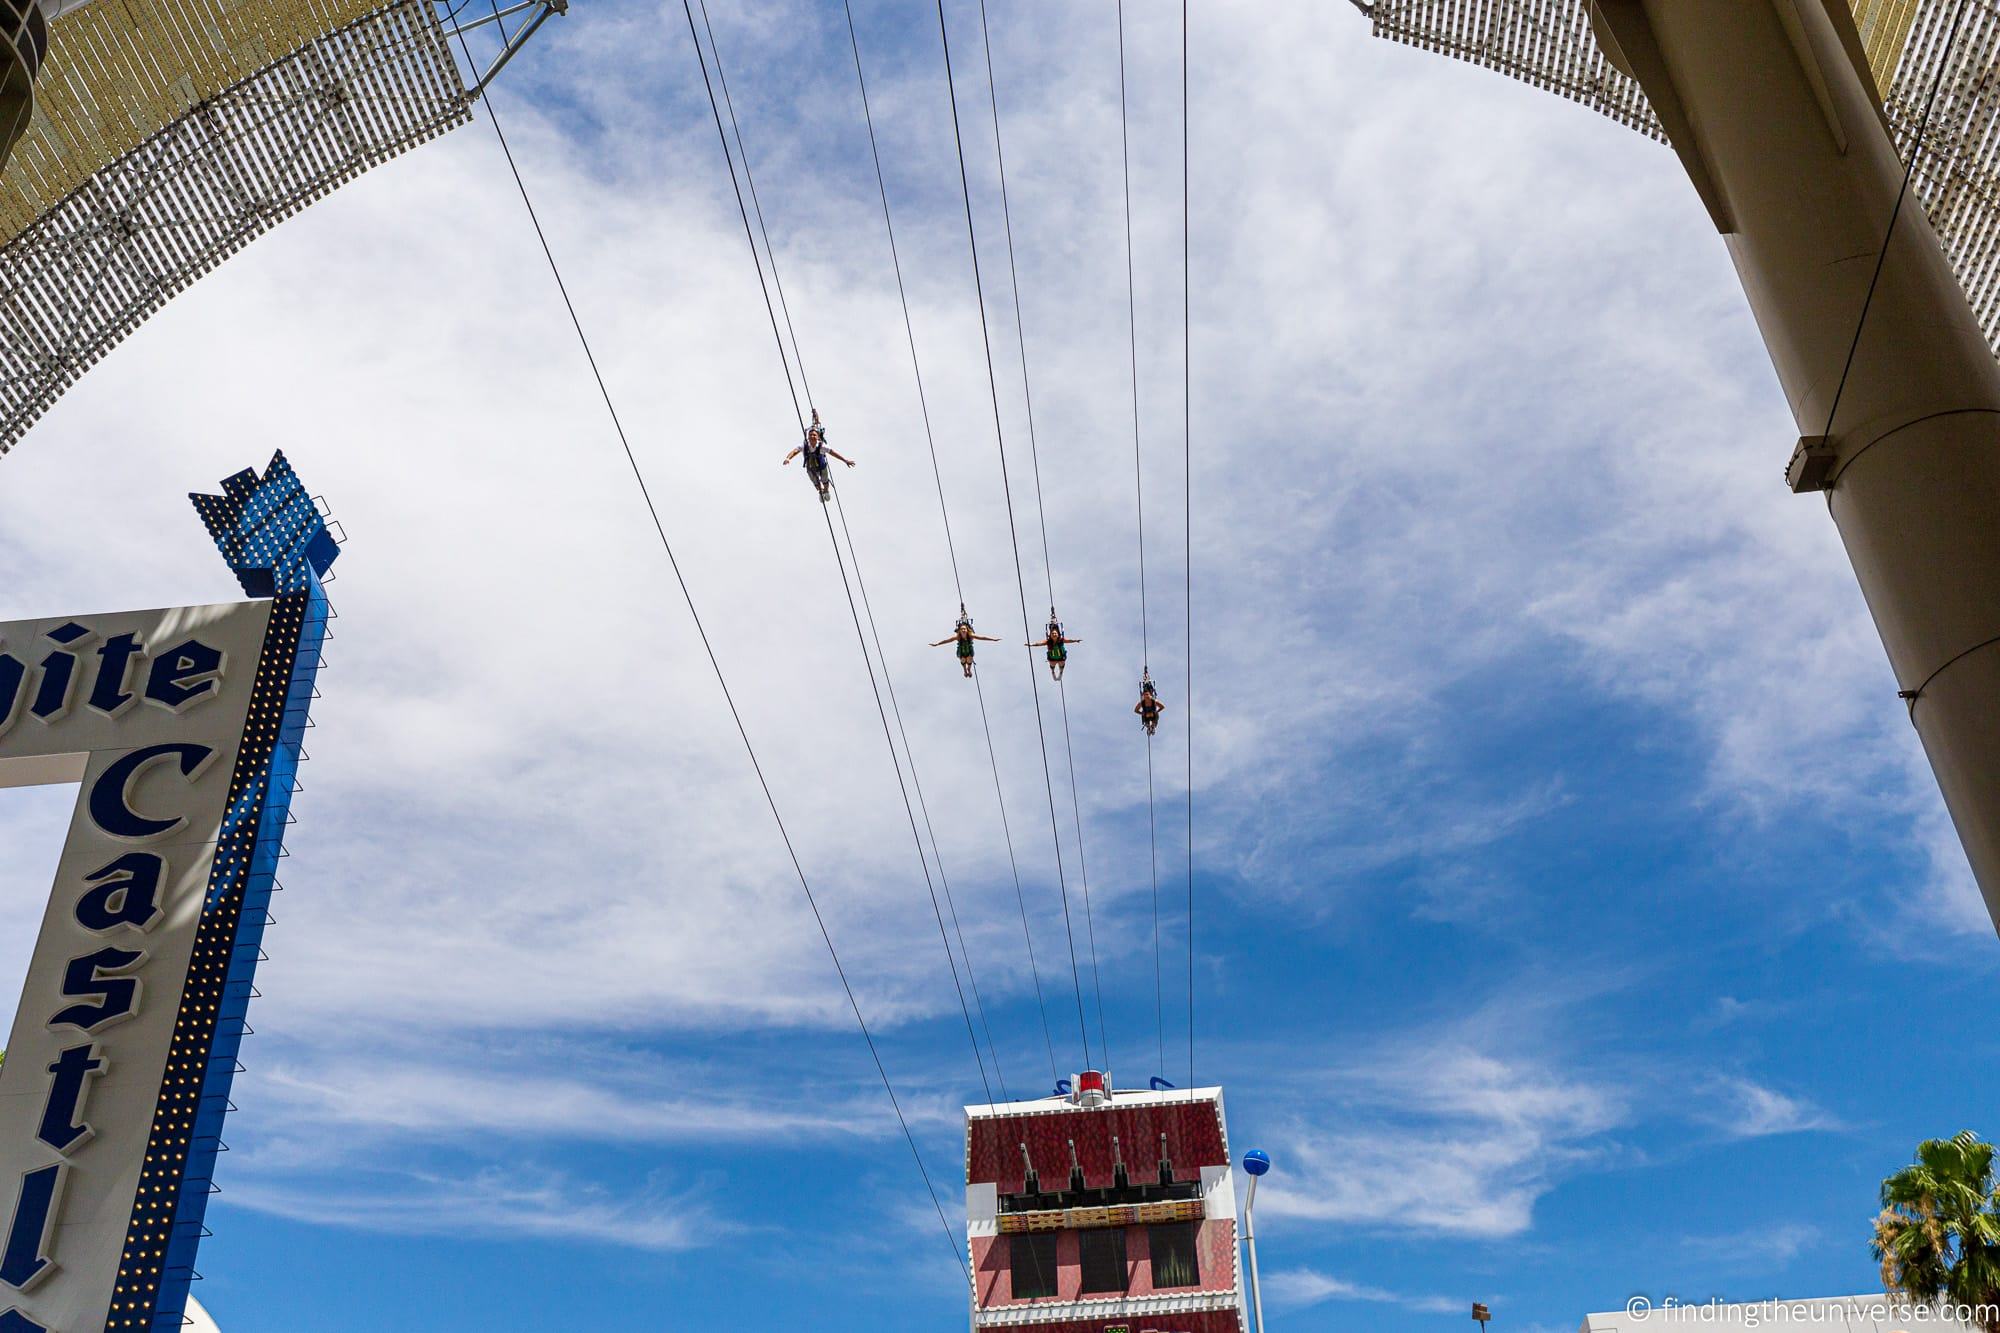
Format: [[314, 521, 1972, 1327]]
[[682, 0, 1008, 1108], [973, 0, 1111, 1073], [1114, 0, 1169, 1083], [842, 0, 1061, 1086], [461, 21, 966, 1277], [1181, 0, 1195, 1097], [934, 0, 1094, 1073]]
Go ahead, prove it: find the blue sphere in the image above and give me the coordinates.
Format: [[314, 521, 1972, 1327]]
[[1242, 1149, 1271, 1177]]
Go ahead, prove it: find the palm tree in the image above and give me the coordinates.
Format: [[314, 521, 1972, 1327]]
[[1874, 1131, 2000, 1332]]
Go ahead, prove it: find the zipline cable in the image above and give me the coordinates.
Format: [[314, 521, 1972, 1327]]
[[843, 0, 1062, 1086], [696, 0, 814, 409], [972, 668, 1062, 1085], [815, 491, 1000, 1110], [832, 489, 1013, 1102], [1182, 0, 1196, 1097], [842, 0, 963, 600], [674, 4, 800, 429], [459, 20, 966, 1279], [1114, 0, 1168, 1084], [683, 0, 1008, 1107], [689, 3, 1010, 1104], [935, 0, 1094, 1074], [973, 0, 1111, 1073]]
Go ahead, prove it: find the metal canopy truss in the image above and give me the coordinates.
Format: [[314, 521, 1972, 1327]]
[[0, 0, 468, 453], [439, 0, 567, 98], [1364, 0, 2000, 357]]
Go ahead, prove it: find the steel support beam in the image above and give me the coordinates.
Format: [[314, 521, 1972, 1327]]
[[1593, 0, 2000, 927]]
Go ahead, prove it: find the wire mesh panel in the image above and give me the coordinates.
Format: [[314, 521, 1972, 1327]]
[[1884, 0, 2000, 356], [1366, 0, 2000, 359], [0, 0, 468, 453], [0, 0, 396, 243], [1852, 0, 1926, 88], [1369, 0, 1665, 141]]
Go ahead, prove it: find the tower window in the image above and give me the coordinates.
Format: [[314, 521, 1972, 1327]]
[[1079, 1228, 1128, 1293], [1011, 1232, 1059, 1299], [1149, 1221, 1201, 1288]]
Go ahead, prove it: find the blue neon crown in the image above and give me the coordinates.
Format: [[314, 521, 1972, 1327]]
[[188, 451, 340, 598]]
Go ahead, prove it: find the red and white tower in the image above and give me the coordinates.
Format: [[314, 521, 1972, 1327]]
[[965, 1072, 1248, 1331]]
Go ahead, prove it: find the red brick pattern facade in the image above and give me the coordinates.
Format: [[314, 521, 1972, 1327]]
[[967, 1102, 1228, 1194], [972, 1218, 1238, 1306]]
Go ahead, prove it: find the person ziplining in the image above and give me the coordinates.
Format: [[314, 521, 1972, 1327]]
[[1135, 672, 1166, 736], [1026, 613, 1080, 681], [932, 608, 1000, 678], [780, 408, 855, 502]]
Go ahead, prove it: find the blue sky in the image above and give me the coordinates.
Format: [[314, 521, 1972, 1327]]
[[1, 1, 1996, 1329]]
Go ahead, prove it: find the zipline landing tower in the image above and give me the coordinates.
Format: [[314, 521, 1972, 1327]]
[[966, 1072, 1248, 1331]]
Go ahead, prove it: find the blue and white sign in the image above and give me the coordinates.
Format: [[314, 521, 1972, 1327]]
[[0, 454, 336, 1332]]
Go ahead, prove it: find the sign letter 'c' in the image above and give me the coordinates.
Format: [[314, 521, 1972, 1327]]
[[87, 743, 212, 840]]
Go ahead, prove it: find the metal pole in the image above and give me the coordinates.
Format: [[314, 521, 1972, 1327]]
[[1244, 1172, 1265, 1333], [439, 0, 541, 39], [469, 0, 562, 98]]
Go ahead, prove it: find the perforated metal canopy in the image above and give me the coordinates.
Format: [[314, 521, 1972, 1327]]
[[1363, 0, 2000, 356], [0, 0, 473, 454]]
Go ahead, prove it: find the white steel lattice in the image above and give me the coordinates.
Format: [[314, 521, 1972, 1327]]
[[1367, 0, 2000, 356], [0, 0, 467, 453]]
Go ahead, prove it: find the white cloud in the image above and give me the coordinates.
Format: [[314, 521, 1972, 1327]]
[[1259, 1045, 1627, 1239], [249, 1051, 906, 1145], [1680, 1222, 1822, 1270], [1262, 1267, 1458, 1313], [1701, 1078, 1842, 1139], [223, 1163, 718, 1252]]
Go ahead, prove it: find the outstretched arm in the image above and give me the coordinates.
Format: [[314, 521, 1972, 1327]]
[[972, 633, 1002, 642], [781, 446, 802, 465], [824, 448, 856, 467], [930, 637, 956, 647], [1026, 636, 1049, 648]]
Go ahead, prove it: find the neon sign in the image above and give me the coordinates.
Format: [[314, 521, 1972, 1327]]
[[0, 453, 337, 1331]]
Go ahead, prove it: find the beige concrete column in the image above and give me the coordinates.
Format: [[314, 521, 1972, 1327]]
[[1591, 0, 2000, 927]]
